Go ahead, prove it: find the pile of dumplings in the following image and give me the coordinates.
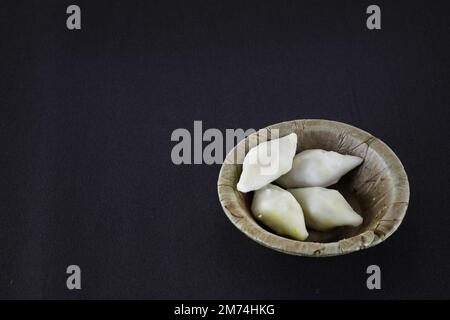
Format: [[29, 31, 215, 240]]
[[237, 133, 364, 241]]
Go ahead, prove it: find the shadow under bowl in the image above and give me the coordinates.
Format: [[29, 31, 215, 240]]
[[217, 119, 410, 257]]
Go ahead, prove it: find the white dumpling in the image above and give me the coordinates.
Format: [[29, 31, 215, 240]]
[[237, 133, 297, 193], [252, 184, 308, 240], [288, 187, 363, 231], [276, 149, 363, 188]]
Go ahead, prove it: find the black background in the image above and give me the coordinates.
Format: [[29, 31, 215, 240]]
[[1, 0, 449, 299]]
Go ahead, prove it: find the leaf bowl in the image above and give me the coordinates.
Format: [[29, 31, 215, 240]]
[[217, 119, 409, 256]]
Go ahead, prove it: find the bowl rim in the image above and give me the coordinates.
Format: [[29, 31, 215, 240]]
[[217, 119, 410, 257]]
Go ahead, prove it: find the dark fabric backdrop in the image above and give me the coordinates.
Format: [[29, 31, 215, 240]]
[[1, 0, 449, 299]]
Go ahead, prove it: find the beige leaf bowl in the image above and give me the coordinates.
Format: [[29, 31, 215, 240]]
[[217, 119, 410, 257]]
